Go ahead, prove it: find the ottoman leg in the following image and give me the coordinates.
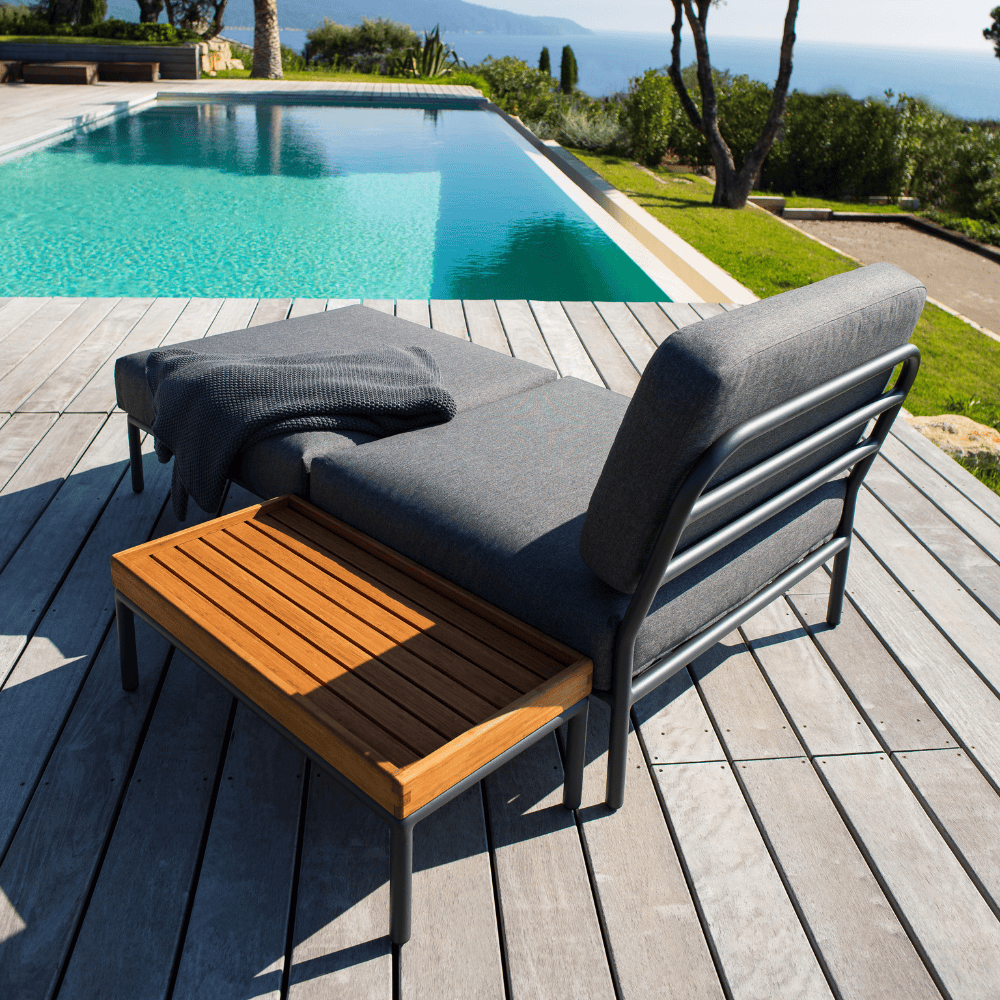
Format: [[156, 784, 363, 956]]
[[562, 699, 589, 810], [116, 596, 139, 691], [390, 821, 413, 945], [127, 421, 144, 493]]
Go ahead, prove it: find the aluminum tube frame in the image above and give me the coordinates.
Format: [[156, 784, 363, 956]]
[[603, 344, 920, 809], [114, 591, 589, 945]]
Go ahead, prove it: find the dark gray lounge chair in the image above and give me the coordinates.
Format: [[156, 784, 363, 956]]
[[115, 262, 925, 808]]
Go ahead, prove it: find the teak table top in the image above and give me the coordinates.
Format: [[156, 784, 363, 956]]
[[111, 496, 593, 818]]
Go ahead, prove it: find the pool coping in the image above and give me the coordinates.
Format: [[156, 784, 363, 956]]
[[1, 80, 757, 304]]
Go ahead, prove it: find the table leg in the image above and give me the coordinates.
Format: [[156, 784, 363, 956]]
[[563, 698, 589, 810], [116, 596, 139, 691], [390, 821, 413, 944]]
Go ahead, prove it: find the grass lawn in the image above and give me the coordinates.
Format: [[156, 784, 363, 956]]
[[757, 193, 904, 214], [568, 149, 1000, 493]]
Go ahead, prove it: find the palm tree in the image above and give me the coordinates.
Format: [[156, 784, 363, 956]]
[[251, 0, 282, 79]]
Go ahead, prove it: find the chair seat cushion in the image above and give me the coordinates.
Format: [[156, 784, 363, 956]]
[[309, 377, 846, 690], [115, 305, 556, 499]]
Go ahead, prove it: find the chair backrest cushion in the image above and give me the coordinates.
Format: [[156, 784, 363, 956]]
[[579, 263, 926, 594]]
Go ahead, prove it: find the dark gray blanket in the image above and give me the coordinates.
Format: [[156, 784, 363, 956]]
[[146, 345, 457, 520]]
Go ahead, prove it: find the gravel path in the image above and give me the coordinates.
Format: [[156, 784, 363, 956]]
[[793, 219, 1000, 336]]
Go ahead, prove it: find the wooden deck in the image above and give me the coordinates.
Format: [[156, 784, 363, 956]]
[[1, 294, 1000, 1000]]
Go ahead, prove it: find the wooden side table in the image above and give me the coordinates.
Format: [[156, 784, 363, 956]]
[[111, 495, 592, 944]]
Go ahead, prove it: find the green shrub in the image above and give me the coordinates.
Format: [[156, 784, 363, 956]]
[[305, 16, 417, 72], [920, 209, 1000, 249], [762, 92, 903, 199], [621, 69, 679, 166], [531, 101, 627, 152], [473, 55, 558, 120], [447, 69, 490, 98], [0, 7, 199, 42]]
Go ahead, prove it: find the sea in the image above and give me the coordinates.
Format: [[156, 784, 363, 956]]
[[215, 28, 1000, 121]]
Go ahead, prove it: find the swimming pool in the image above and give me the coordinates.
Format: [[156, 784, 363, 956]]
[[1, 100, 672, 301]]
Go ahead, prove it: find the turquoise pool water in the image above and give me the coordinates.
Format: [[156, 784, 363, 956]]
[[1, 101, 668, 300]]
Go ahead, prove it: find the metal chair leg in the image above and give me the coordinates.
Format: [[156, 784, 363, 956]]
[[562, 699, 589, 810], [127, 421, 144, 493], [604, 695, 631, 811], [827, 542, 851, 626], [116, 596, 139, 691], [389, 822, 413, 945]]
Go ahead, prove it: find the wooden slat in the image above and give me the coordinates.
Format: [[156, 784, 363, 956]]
[[0, 296, 50, 344], [740, 599, 883, 756], [575, 700, 726, 1000], [844, 539, 1000, 781], [865, 456, 1000, 620], [787, 569, 955, 751], [56, 656, 234, 1000], [68, 296, 188, 413], [690, 631, 804, 761], [248, 297, 292, 327], [0, 429, 171, 848], [400, 787, 505, 1000], [204, 297, 258, 337], [894, 748, 1000, 909], [484, 734, 617, 1000], [395, 299, 431, 327], [660, 302, 700, 329], [855, 488, 1000, 692], [0, 415, 129, 690], [0, 624, 170, 1000], [633, 663, 727, 765], [159, 297, 224, 346], [224, 521, 502, 720], [0, 411, 57, 491], [265, 504, 570, 675], [691, 302, 726, 320], [881, 433, 1000, 562], [362, 298, 394, 314], [127, 544, 425, 770], [739, 756, 943, 1000], [18, 297, 152, 413], [327, 298, 361, 310], [429, 299, 469, 338], [561, 301, 640, 394], [288, 297, 327, 319], [819, 752, 1000, 999], [0, 298, 118, 412], [653, 760, 834, 998], [0, 412, 105, 572], [626, 300, 678, 345], [495, 299, 557, 370], [286, 769, 392, 999], [463, 300, 511, 356], [594, 300, 658, 374], [529, 300, 602, 384], [0, 297, 86, 381], [891, 417, 1000, 526], [188, 533, 469, 743], [171, 706, 304, 1000]]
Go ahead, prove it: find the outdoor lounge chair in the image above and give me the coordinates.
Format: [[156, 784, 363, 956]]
[[114, 262, 925, 809]]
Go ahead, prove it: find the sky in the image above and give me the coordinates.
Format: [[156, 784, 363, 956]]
[[473, 0, 995, 52]]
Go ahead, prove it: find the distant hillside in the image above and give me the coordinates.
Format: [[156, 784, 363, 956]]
[[105, 0, 591, 35]]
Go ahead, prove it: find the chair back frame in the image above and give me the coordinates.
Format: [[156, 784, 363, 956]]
[[603, 343, 921, 808]]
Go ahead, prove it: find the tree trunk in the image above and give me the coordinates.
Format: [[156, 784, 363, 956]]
[[251, 0, 282, 80], [136, 0, 164, 23], [669, 0, 799, 209]]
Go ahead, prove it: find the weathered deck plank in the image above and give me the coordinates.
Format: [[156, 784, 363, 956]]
[[0, 293, 996, 1000]]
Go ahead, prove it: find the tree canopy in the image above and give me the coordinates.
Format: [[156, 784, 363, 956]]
[[986, 6, 1000, 59]]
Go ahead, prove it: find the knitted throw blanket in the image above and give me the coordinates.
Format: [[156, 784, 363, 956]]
[[146, 345, 457, 520]]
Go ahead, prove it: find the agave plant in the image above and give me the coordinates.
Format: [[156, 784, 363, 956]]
[[405, 25, 464, 78]]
